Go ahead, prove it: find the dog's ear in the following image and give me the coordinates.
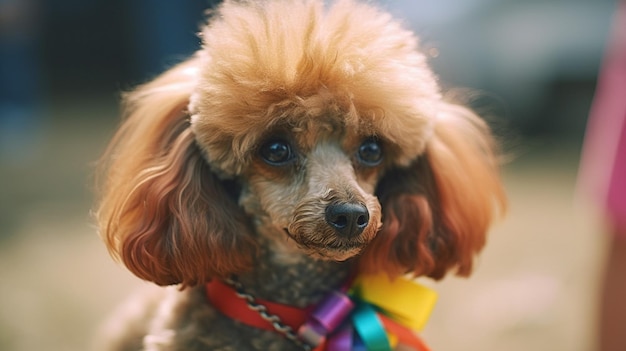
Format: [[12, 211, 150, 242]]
[[96, 58, 255, 287], [360, 103, 506, 280]]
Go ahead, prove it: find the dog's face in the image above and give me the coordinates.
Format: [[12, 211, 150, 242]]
[[232, 113, 386, 261], [97, 0, 505, 287], [191, 99, 430, 262]]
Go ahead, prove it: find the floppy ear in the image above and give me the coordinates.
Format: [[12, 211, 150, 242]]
[[96, 58, 256, 287], [359, 102, 506, 279]]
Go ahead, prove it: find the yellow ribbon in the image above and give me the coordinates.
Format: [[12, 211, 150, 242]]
[[352, 274, 438, 332]]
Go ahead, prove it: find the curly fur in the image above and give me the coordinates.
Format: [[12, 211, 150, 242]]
[[95, 0, 506, 350]]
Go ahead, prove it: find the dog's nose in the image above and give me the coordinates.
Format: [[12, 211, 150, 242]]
[[325, 202, 370, 238]]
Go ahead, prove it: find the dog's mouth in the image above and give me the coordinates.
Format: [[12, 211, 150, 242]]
[[283, 228, 369, 260]]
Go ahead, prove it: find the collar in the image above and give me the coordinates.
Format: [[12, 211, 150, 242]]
[[205, 274, 436, 351]]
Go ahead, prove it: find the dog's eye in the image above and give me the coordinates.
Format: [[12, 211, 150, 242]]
[[260, 139, 295, 165], [357, 138, 383, 166]]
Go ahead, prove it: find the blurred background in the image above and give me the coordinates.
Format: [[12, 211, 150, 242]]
[[0, 0, 618, 350]]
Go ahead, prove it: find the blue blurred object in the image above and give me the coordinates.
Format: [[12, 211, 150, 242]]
[[0, 0, 43, 163], [128, 0, 221, 81]]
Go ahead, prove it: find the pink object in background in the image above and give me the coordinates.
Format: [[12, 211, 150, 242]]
[[579, 2, 626, 234]]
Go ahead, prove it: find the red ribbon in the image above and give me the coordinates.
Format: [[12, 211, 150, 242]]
[[205, 279, 313, 332]]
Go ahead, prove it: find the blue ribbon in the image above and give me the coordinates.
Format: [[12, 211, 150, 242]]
[[351, 304, 392, 351]]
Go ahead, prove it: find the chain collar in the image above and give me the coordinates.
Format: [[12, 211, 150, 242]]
[[224, 277, 314, 350]]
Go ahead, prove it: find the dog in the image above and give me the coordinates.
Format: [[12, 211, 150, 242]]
[[95, 0, 506, 350]]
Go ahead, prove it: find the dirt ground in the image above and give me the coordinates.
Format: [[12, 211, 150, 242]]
[[0, 97, 608, 351]]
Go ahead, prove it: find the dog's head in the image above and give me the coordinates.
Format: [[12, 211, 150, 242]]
[[96, 0, 505, 287]]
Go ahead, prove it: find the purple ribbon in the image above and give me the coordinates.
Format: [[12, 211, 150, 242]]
[[298, 291, 355, 347]]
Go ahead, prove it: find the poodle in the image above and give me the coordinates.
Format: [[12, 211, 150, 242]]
[[95, 0, 506, 350]]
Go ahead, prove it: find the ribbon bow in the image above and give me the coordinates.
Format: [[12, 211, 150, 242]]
[[297, 274, 438, 351]]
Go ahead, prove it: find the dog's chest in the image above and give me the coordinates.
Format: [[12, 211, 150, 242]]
[[236, 249, 353, 307]]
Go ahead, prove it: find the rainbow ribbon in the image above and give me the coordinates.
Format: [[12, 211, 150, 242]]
[[297, 274, 438, 351]]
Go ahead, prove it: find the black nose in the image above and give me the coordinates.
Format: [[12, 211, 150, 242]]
[[325, 202, 370, 238]]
